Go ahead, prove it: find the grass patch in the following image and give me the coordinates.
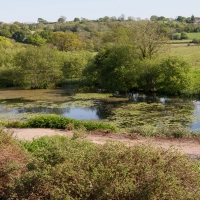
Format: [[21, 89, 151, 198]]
[[171, 33, 200, 40], [129, 125, 193, 138], [169, 44, 200, 69], [187, 32, 200, 39], [6, 114, 117, 132]]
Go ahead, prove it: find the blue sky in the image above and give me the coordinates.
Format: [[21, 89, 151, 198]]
[[1, 0, 199, 23]]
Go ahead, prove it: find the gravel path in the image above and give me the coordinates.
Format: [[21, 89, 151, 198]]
[[8, 128, 200, 158]]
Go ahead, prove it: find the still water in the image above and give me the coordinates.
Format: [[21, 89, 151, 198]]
[[0, 91, 200, 133]]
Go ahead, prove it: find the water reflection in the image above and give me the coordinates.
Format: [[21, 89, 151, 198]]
[[18, 107, 70, 115], [0, 105, 101, 120], [127, 93, 186, 104], [189, 101, 200, 132], [0, 93, 200, 133]]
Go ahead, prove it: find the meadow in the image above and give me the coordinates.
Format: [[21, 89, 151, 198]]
[[186, 32, 200, 39], [168, 42, 200, 94], [169, 42, 200, 68], [173, 32, 200, 40]]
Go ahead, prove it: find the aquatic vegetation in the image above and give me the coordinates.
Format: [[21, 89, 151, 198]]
[[0, 89, 199, 134], [73, 93, 112, 99], [109, 101, 195, 130]]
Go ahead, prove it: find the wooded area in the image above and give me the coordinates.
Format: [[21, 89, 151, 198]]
[[0, 15, 199, 95]]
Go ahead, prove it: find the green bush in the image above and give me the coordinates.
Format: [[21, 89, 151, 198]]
[[173, 33, 180, 40], [192, 38, 200, 46], [7, 136, 200, 199], [9, 114, 116, 132], [181, 32, 189, 40]]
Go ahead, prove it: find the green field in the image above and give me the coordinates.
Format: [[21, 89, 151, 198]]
[[169, 43, 200, 93], [169, 44, 200, 68], [174, 32, 200, 40], [187, 32, 200, 39]]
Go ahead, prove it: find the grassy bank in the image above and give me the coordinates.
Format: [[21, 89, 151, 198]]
[[0, 129, 199, 199], [4, 114, 200, 138], [6, 114, 117, 132]]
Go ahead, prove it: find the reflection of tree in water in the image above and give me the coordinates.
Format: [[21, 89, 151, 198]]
[[95, 100, 127, 120], [0, 94, 196, 130], [127, 93, 161, 103], [18, 107, 71, 115]]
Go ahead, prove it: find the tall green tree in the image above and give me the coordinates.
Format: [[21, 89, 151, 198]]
[[159, 56, 191, 94], [58, 16, 66, 23], [0, 37, 21, 87], [39, 30, 53, 42], [84, 44, 137, 91], [103, 22, 169, 60], [0, 29, 12, 38], [150, 15, 158, 21], [14, 46, 63, 89], [62, 52, 92, 80], [136, 59, 161, 92], [176, 16, 186, 23], [37, 18, 48, 24], [102, 25, 133, 45], [51, 32, 86, 51], [27, 34, 46, 46], [132, 21, 168, 59], [12, 30, 31, 43], [191, 15, 195, 23]]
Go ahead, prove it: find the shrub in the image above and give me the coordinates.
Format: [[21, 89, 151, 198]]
[[9, 137, 200, 199], [173, 33, 180, 40], [192, 38, 200, 46], [180, 32, 189, 40], [0, 129, 27, 197], [1, 134, 200, 199]]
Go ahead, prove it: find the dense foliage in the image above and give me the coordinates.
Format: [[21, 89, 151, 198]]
[[0, 129, 199, 199], [14, 46, 63, 88], [51, 31, 86, 51], [0, 40, 92, 89], [84, 44, 191, 94], [0, 18, 198, 95], [1, 14, 200, 48]]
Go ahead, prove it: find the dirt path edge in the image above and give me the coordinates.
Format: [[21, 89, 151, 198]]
[[6, 128, 200, 159]]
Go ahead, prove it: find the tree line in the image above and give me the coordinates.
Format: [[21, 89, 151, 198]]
[[1, 14, 200, 52], [0, 38, 92, 89], [0, 20, 194, 95]]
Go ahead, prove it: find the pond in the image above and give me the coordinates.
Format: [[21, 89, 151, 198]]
[[0, 89, 200, 133]]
